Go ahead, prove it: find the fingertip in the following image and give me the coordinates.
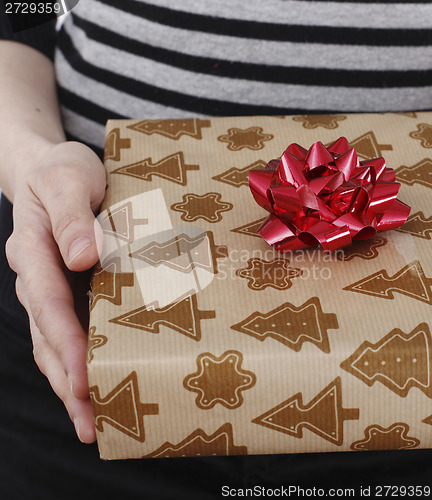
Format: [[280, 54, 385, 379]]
[[73, 417, 82, 441], [74, 417, 97, 444], [67, 238, 99, 272], [70, 376, 90, 401], [69, 237, 92, 261], [69, 376, 88, 400], [80, 425, 97, 445], [67, 354, 90, 402], [72, 397, 97, 444]]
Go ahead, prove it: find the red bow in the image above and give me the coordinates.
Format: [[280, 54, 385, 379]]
[[249, 137, 410, 252]]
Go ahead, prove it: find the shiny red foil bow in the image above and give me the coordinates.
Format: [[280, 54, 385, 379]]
[[249, 137, 411, 252]]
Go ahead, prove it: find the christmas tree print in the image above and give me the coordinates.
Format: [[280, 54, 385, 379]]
[[109, 294, 215, 341], [127, 118, 211, 140], [350, 422, 420, 451], [143, 423, 247, 458], [397, 112, 417, 118], [99, 201, 148, 243], [343, 260, 432, 305], [326, 132, 392, 160], [129, 231, 227, 274], [396, 159, 432, 188], [422, 414, 432, 426], [231, 297, 338, 353], [212, 160, 267, 188], [252, 377, 359, 446], [89, 371, 159, 442], [104, 127, 131, 161], [341, 323, 432, 398], [231, 218, 267, 238], [396, 211, 432, 239], [348, 131, 393, 160], [90, 257, 134, 310], [336, 236, 387, 261], [112, 152, 199, 186]]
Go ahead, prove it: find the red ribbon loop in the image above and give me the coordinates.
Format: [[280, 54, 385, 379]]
[[248, 137, 411, 252]]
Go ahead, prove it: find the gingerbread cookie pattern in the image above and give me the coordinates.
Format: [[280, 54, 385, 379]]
[[104, 127, 131, 161], [350, 422, 420, 451], [231, 297, 338, 353], [109, 294, 215, 341], [252, 377, 359, 446], [127, 118, 211, 140], [90, 371, 159, 442], [409, 123, 432, 148], [341, 323, 432, 398], [183, 350, 256, 410], [231, 218, 267, 238], [87, 326, 108, 364], [292, 114, 347, 129], [236, 258, 302, 290], [171, 193, 233, 223], [112, 152, 199, 186], [343, 260, 432, 305], [99, 201, 148, 243], [212, 160, 267, 188], [396, 212, 432, 239], [143, 423, 247, 458], [337, 237, 387, 261], [90, 257, 134, 310], [396, 158, 432, 188], [217, 127, 274, 151], [129, 231, 228, 274]]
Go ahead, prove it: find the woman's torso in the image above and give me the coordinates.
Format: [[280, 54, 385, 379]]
[[55, 0, 432, 153]]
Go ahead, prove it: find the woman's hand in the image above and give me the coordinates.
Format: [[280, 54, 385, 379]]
[[6, 140, 106, 443]]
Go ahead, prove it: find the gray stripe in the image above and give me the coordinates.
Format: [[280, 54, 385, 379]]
[[102, 0, 432, 29], [72, 8, 432, 71], [63, 22, 432, 112], [60, 107, 107, 148], [55, 50, 206, 118]]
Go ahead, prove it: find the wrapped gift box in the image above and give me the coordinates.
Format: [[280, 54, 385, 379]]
[[88, 112, 432, 460]]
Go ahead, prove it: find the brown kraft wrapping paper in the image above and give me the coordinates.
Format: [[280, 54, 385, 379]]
[[88, 112, 432, 460]]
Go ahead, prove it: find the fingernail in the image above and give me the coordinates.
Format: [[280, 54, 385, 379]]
[[69, 237, 92, 262], [74, 418, 82, 441], [69, 378, 75, 398]]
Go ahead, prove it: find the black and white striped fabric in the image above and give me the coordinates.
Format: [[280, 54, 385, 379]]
[[53, 0, 432, 154]]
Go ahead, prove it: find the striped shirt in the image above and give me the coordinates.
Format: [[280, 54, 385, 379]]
[[0, 5, 432, 493], [53, 0, 432, 158]]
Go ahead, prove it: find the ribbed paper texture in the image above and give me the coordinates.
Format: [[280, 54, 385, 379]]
[[88, 113, 432, 460]]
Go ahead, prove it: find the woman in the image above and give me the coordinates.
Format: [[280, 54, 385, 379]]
[[1, 1, 432, 498]]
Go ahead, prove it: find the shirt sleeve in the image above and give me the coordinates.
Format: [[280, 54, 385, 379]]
[[0, 0, 56, 61]]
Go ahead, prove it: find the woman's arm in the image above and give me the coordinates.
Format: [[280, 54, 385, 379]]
[[0, 41, 64, 198], [0, 40, 106, 443]]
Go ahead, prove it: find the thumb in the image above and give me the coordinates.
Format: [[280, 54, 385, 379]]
[[48, 185, 103, 272], [32, 145, 106, 272]]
